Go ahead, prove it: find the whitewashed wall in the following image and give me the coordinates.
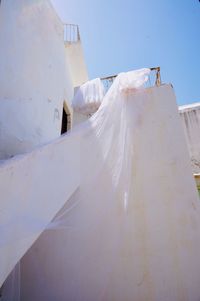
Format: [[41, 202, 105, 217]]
[[65, 41, 89, 126], [65, 41, 88, 88], [0, 0, 74, 159], [179, 103, 200, 174]]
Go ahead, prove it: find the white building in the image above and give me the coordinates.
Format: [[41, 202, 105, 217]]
[[0, 0, 200, 300]]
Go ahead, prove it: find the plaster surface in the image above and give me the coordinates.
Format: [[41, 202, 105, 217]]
[[0, 0, 74, 159], [65, 41, 88, 88]]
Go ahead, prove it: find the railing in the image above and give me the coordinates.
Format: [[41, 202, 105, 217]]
[[64, 24, 80, 44], [101, 67, 161, 91], [150, 67, 161, 86]]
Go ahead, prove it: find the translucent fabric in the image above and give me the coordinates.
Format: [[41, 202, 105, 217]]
[[50, 68, 151, 227], [72, 78, 106, 115], [1, 68, 150, 299], [22, 68, 163, 299]]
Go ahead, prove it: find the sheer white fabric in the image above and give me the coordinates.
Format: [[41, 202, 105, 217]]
[[3, 68, 153, 300], [51, 68, 151, 227], [72, 78, 105, 115], [22, 68, 151, 300]]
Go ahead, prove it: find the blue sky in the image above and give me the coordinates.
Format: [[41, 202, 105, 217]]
[[51, 0, 200, 105]]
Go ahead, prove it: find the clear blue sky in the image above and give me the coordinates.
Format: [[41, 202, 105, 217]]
[[51, 0, 200, 105]]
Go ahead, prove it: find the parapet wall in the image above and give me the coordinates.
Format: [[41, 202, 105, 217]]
[[179, 103, 200, 174]]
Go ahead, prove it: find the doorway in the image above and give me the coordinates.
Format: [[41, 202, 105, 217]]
[[61, 103, 71, 135]]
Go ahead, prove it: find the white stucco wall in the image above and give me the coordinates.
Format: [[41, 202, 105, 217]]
[[0, 132, 80, 287], [64, 40, 89, 126], [65, 41, 88, 88], [20, 85, 200, 301], [179, 103, 200, 174], [0, 0, 74, 159]]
